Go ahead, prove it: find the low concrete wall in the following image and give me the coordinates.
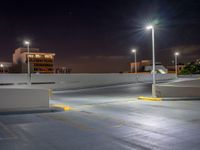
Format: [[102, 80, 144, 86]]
[[155, 78, 200, 98], [156, 85, 200, 97], [0, 73, 176, 90], [163, 79, 200, 87], [0, 88, 49, 110], [179, 74, 200, 78]]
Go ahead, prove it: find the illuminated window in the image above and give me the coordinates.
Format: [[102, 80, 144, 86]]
[[45, 55, 53, 59], [35, 54, 41, 58], [28, 54, 34, 58]]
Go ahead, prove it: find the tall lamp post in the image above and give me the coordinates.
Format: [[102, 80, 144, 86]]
[[146, 25, 156, 97], [24, 40, 31, 85], [0, 64, 4, 73], [174, 52, 179, 78], [131, 49, 137, 74]]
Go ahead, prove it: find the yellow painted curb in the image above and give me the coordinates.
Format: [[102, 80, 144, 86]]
[[48, 89, 52, 97], [138, 96, 162, 101], [51, 104, 72, 111]]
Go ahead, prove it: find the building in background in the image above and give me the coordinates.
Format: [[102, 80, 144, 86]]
[[55, 67, 72, 74], [13, 48, 55, 73], [166, 63, 185, 74], [130, 60, 168, 74], [130, 60, 150, 73]]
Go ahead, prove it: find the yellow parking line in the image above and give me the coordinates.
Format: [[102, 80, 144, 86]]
[[138, 96, 162, 101], [51, 104, 72, 111]]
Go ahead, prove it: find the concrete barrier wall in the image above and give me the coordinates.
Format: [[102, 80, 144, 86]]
[[0, 74, 28, 84], [0, 88, 49, 110], [156, 85, 200, 97], [0, 73, 176, 90], [179, 74, 200, 78]]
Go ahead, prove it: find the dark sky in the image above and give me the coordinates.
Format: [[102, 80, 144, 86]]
[[1, 0, 200, 72]]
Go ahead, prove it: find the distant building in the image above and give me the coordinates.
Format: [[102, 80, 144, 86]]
[[55, 67, 72, 74], [130, 60, 150, 73], [166, 63, 185, 74], [130, 60, 168, 74], [13, 48, 55, 73]]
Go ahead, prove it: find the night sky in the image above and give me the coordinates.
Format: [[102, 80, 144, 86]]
[[1, 0, 200, 73]]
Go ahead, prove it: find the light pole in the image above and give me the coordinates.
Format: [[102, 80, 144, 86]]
[[174, 52, 179, 78], [24, 40, 31, 85], [0, 64, 4, 73], [131, 49, 137, 74], [146, 25, 156, 97]]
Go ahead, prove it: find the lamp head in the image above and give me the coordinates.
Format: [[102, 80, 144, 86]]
[[146, 25, 153, 30], [24, 41, 30, 45], [132, 49, 136, 53], [175, 52, 179, 56]]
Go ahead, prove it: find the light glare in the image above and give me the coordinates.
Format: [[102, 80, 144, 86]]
[[24, 41, 30, 45], [175, 52, 179, 56], [146, 25, 153, 30], [132, 49, 136, 53]]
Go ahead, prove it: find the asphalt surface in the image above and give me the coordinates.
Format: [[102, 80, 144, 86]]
[[51, 83, 152, 107], [1, 82, 200, 150]]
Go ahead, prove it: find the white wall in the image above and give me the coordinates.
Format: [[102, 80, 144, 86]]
[[0, 73, 176, 90], [0, 88, 49, 110]]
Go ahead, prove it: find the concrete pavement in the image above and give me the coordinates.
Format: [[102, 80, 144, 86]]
[[0, 82, 200, 150], [51, 83, 152, 107]]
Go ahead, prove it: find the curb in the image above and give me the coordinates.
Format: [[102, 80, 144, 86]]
[[0, 108, 60, 115], [49, 89, 52, 97], [138, 96, 200, 101], [138, 96, 162, 101], [162, 97, 200, 101], [50, 104, 72, 111]]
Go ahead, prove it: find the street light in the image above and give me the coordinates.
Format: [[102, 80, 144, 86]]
[[146, 25, 156, 97], [131, 49, 137, 74], [0, 64, 4, 73], [174, 52, 179, 78], [24, 40, 31, 85]]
